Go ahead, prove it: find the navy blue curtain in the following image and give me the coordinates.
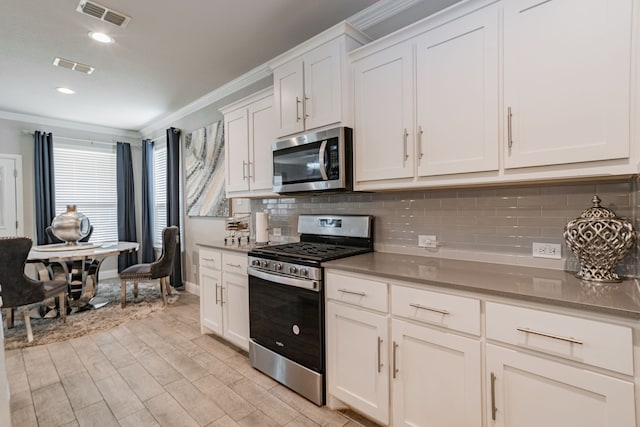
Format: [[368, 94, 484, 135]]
[[116, 142, 138, 271], [34, 131, 56, 245], [166, 127, 182, 289], [141, 139, 155, 263]]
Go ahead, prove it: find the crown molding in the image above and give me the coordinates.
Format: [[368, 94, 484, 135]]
[[134, 1, 422, 137], [0, 110, 141, 139], [139, 64, 272, 136], [348, 0, 426, 30]]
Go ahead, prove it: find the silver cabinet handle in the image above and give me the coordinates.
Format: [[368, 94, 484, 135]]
[[392, 341, 398, 379], [226, 263, 242, 268], [202, 258, 216, 262], [296, 96, 302, 122], [215, 282, 220, 304], [338, 289, 366, 297], [304, 94, 310, 118], [247, 161, 253, 179], [220, 286, 225, 305], [403, 128, 409, 161], [516, 327, 583, 345], [418, 125, 424, 160], [377, 336, 383, 373], [318, 140, 328, 180], [507, 106, 513, 149], [409, 303, 450, 316], [491, 372, 497, 421], [242, 161, 248, 180]]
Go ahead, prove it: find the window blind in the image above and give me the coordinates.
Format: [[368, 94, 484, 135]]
[[53, 140, 118, 243], [153, 143, 167, 248]]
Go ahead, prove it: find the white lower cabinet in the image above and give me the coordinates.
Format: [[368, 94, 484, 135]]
[[486, 344, 635, 427], [327, 301, 390, 425], [326, 270, 638, 426], [391, 319, 481, 427], [199, 247, 249, 351]]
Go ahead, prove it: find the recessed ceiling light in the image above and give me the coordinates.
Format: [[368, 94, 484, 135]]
[[88, 31, 113, 43], [57, 87, 76, 94]]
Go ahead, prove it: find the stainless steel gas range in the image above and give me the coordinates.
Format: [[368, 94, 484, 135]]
[[247, 214, 374, 405]]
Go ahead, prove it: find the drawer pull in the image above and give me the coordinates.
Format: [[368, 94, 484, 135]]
[[377, 337, 383, 373], [516, 327, 583, 345], [409, 303, 450, 316], [226, 263, 242, 268], [202, 258, 216, 262], [338, 289, 366, 297], [490, 372, 497, 421]]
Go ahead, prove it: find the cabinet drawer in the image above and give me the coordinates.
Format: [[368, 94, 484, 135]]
[[199, 248, 222, 271], [391, 285, 480, 336], [222, 252, 248, 276], [486, 302, 633, 375], [326, 272, 388, 313]]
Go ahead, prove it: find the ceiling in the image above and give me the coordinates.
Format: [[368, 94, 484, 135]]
[[0, 0, 459, 133]]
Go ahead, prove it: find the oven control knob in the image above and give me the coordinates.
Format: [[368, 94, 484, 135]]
[[300, 268, 309, 277], [289, 266, 298, 275], [251, 259, 261, 267], [261, 260, 270, 268], [275, 263, 283, 271]]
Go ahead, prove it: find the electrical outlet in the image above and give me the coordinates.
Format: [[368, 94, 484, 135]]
[[532, 242, 562, 259], [272, 228, 282, 237], [418, 235, 437, 248]]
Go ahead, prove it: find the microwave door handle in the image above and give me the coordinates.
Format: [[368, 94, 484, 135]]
[[318, 140, 328, 180]]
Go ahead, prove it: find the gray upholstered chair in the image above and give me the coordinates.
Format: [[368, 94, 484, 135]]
[[118, 226, 179, 308], [0, 237, 67, 342]]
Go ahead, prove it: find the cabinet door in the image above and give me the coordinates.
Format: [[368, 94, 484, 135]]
[[415, 6, 499, 176], [200, 266, 223, 335], [392, 319, 481, 427], [326, 302, 389, 425], [274, 59, 304, 137], [503, 0, 632, 168], [486, 344, 635, 427], [354, 42, 414, 182], [224, 108, 249, 193], [303, 38, 342, 131], [223, 273, 249, 351], [248, 94, 276, 193]]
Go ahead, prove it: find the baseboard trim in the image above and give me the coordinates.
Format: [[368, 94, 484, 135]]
[[184, 281, 199, 296]]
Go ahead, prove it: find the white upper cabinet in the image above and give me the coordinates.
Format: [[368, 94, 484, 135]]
[[221, 88, 276, 197], [271, 22, 370, 138], [503, 0, 633, 169], [354, 42, 414, 182], [415, 6, 499, 176]]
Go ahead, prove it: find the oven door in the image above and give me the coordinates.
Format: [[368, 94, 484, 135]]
[[248, 267, 323, 373]]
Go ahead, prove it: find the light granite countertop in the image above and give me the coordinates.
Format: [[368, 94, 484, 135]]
[[323, 252, 640, 319]]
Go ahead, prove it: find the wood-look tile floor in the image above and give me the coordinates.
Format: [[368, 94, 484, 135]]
[[6, 292, 371, 427]]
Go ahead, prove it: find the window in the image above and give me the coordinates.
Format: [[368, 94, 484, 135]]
[[53, 139, 118, 242], [152, 142, 167, 248]]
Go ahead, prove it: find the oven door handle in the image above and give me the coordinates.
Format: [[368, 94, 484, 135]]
[[318, 140, 328, 181], [248, 267, 321, 292]]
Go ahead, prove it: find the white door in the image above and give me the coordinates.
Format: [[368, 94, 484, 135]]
[[415, 5, 499, 176], [326, 302, 389, 425], [392, 319, 482, 427], [274, 59, 304, 137], [503, 0, 632, 168], [303, 38, 342, 131], [222, 273, 249, 351], [248, 94, 276, 193], [353, 42, 414, 183], [200, 266, 223, 335], [486, 344, 635, 427], [224, 108, 250, 193], [0, 155, 21, 238]]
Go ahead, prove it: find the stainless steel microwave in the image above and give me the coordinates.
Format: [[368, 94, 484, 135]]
[[272, 127, 352, 194]]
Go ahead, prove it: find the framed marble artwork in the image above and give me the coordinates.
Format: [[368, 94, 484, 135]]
[[184, 121, 230, 217]]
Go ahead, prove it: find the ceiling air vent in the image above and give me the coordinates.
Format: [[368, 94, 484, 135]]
[[76, 0, 131, 28], [53, 57, 95, 75]]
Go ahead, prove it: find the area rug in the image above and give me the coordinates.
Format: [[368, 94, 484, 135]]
[[3, 279, 179, 350]]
